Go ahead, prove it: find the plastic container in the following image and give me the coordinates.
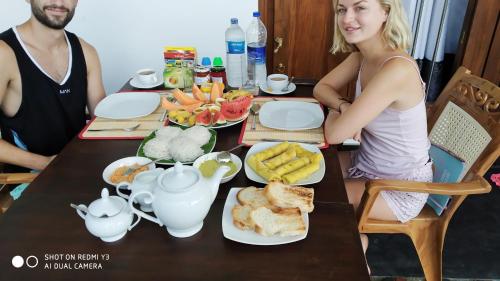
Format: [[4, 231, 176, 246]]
[[225, 18, 246, 88], [246, 11, 267, 87]]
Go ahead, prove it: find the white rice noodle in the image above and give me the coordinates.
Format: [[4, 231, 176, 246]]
[[182, 125, 211, 146], [168, 136, 203, 162], [143, 138, 170, 159], [156, 126, 182, 141]]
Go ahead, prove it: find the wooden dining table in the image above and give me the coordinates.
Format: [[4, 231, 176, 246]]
[[0, 83, 370, 281]]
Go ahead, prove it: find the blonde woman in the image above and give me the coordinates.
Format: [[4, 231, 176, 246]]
[[313, 0, 432, 270]]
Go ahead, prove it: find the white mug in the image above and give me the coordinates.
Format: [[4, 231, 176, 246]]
[[136, 68, 158, 85], [267, 74, 289, 92], [116, 168, 163, 212]]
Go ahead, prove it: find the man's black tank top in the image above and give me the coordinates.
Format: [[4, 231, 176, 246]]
[[0, 28, 87, 163]]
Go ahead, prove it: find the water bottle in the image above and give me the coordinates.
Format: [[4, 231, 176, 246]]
[[246, 11, 267, 87], [225, 18, 245, 88]]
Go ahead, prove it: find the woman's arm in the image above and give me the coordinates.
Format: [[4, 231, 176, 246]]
[[325, 59, 417, 144], [313, 52, 361, 110]]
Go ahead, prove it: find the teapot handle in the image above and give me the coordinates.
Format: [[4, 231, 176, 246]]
[[76, 204, 88, 220], [116, 182, 130, 199], [129, 191, 163, 227], [128, 213, 141, 231]]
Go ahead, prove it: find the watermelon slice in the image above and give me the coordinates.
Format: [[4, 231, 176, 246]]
[[220, 96, 252, 121], [195, 109, 212, 126], [213, 111, 227, 125]]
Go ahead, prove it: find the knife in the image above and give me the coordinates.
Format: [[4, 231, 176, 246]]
[[260, 138, 322, 144]]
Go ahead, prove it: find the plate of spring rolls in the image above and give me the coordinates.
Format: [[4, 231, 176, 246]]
[[244, 141, 325, 185]]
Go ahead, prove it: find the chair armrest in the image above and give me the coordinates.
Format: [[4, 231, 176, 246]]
[[356, 173, 491, 228], [365, 173, 491, 196], [0, 173, 38, 185]]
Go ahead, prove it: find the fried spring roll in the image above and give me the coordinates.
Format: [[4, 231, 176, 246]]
[[254, 142, 289, 161], [282, 162, 320, 184], [274, 157, 310, 176], [264, 148, 296, 170]]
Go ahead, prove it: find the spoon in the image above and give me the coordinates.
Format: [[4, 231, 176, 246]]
[[250, 104, 261, 130], [88, 123, 140, 132], [122, 155, 171, 176], [216, 143, 246, 164], [282, 76, 295, 92]]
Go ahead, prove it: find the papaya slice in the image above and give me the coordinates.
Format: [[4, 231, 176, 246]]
[[161, 97, 183, 111], [210, 83, 220, 103], [173, 88, 199, 105], [182, 102, 204, 113], [217, 82, 225, 96], [192, 84, 206, 101]]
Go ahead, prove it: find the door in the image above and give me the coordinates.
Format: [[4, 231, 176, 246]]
[[259, 0, 350, 89]]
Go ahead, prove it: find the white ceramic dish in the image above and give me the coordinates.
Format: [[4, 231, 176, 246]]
[[258, 101, 324, 131], [193, 152, 242, 184], [222, 188, 308, 245], [95, 92, 160, 119], [244, 142, 326, 185], [129, 75, 164, 89], [259, 82, 297, 95], [102, 156, 156, 186]]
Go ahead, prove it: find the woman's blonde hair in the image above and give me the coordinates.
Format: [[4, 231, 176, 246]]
[[330, 0, 412, 54]]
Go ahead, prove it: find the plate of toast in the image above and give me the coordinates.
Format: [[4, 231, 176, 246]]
[[222, 182, 314, 245]]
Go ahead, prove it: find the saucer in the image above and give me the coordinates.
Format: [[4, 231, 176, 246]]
[[129, 75, 164, 89], [259, 82, 296, 95]]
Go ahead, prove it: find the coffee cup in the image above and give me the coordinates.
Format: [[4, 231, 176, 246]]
[[116, 168, 163, 212], [267, 74, 289, 92], [136, 69, 158, 85]]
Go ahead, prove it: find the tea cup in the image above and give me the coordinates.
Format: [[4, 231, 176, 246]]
[[267, 74, 289, 92], [116, 168, 163, 212], [136, 68, 158, 85]]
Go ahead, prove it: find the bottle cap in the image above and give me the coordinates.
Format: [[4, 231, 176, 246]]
[[213, 57, 223, 67], [253, 11, 260, 17], [201, 57, 211, 67], [231, 18, 238, 24]]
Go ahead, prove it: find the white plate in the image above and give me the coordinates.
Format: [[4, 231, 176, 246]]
[[343, 138, 360, 146], [244, 142, 326, 185], [102, 156, 156, 186], [222, 188, 308, 245], [259, 101, 324, 131], [259, 82, 297, 95], [95, 92, 160, 119], [129, 75, 164, 89]]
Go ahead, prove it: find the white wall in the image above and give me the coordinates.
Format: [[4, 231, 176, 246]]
[[0, 0, 258, 93]]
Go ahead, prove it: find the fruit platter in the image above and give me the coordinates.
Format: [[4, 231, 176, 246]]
[[161, 83, 253, 128]]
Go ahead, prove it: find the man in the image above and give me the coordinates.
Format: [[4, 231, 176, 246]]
[[0, 0, 105, 173]]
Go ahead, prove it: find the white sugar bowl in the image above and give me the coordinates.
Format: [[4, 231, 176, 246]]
[[75, 188, 140, 242]]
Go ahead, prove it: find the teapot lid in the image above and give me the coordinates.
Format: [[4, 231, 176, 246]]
[[159, 162, 198, 192], [88, 188, 124, 217]]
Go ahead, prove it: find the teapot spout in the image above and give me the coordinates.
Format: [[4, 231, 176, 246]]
[[207, 165, 231, 202]]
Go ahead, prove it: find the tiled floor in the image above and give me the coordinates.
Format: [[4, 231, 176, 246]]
[[371, 277, 500, 281]]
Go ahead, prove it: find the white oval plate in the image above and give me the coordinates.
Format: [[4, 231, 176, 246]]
[[95, 92, 160, 119], [222, 188, 308, 245], [102, 156, 156, 186], [259, 82, 296, 95], [258, 101, 324, 131], [129, 75, 164, 89], [244, 142, 325, 185]]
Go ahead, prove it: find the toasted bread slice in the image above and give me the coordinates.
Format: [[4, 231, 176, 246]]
[[236, 186, 275, 210], [231, 204, 254, 230], [264, 182, 314, 213], [250, 206, 306, 237]]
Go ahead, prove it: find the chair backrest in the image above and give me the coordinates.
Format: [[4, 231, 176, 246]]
[[428, 66, 500, 179]]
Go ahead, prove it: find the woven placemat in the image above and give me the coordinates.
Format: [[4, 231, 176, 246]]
[[239, 97, 328, 148], [79, 91, 169, 140]]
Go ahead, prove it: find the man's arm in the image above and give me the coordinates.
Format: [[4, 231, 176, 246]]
[[0, 41, 55, 170], [78, 38, 105, 117]]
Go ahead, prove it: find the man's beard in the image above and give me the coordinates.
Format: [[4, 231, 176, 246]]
[[31, 3, 75, 30]]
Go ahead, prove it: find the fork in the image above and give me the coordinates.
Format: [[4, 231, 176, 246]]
[[88, 124, 140, 132]]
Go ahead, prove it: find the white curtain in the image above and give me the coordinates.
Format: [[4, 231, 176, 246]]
[[402, 0, 469, 100]]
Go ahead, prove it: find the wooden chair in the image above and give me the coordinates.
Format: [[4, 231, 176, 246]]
[[0, 164, 38, 214], [357, 66, 499, 281]]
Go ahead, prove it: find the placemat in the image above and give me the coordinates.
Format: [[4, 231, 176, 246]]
[[238, 97, 328, 148], [79, 91, 169, 140]]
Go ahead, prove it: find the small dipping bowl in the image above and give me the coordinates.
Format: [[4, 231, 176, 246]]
[[193, 152, 242, 183]]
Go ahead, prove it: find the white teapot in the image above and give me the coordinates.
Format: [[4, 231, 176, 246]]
[[116, 168, 164, 212], [129, 161, 230, 238], [75, 188, 140, 242]]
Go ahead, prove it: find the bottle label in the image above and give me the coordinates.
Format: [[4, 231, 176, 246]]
[[247, 46, 266, 64], [227, 41, 245, 54], [211, 76, 224, 84]]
